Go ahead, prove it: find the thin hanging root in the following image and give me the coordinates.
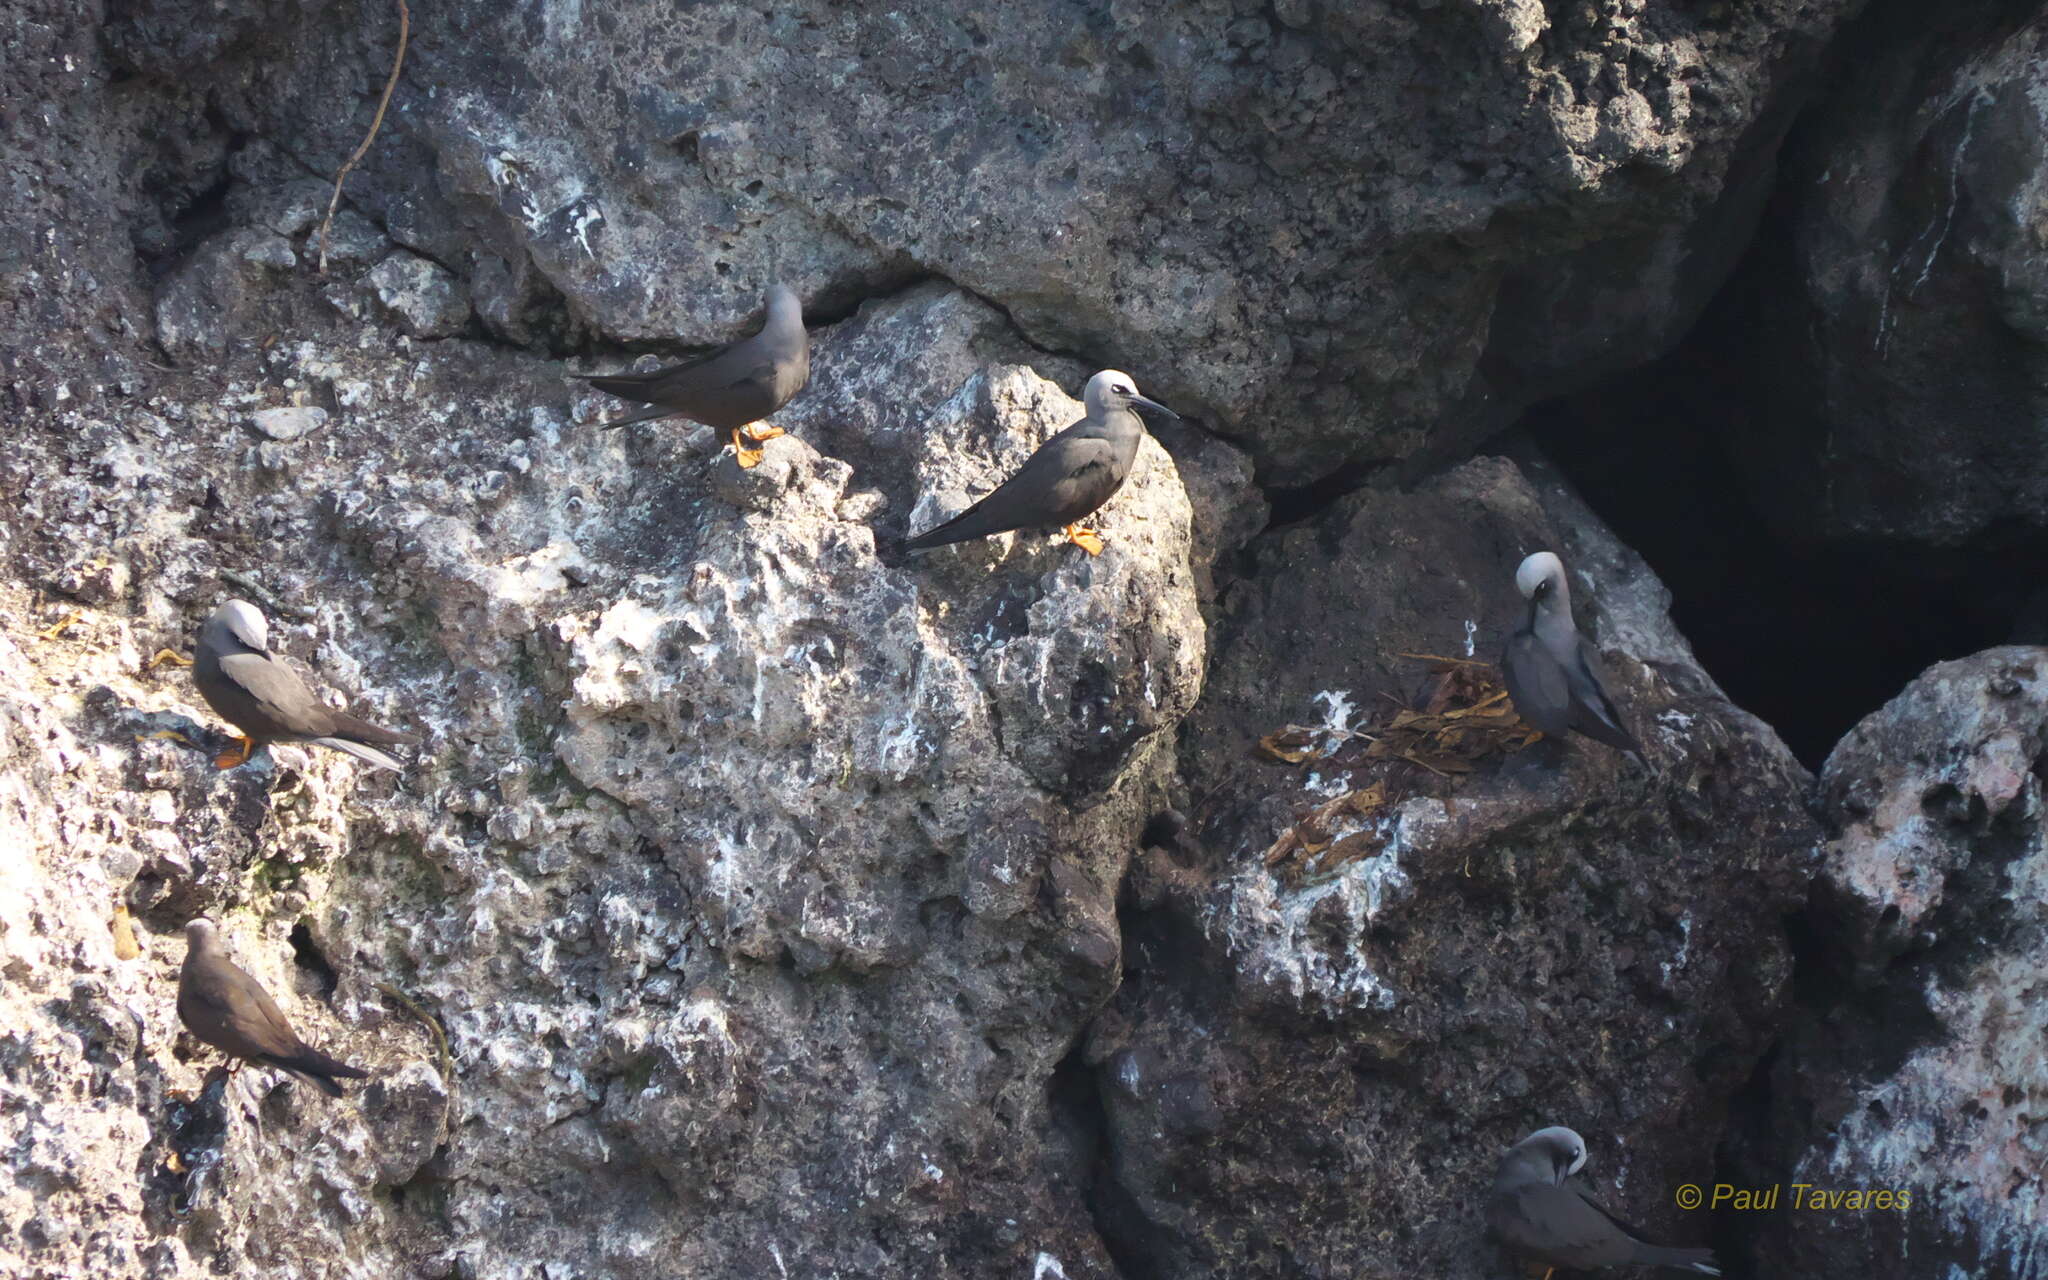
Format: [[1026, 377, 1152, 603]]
[[316, 0, 410, 273]]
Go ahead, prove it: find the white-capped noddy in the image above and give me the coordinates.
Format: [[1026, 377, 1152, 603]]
[[906, 369, 1178, 557], [580, 282, 810, 469], [1487, 1126, 1720, 1277], [177, 919, 369, 1098], [192, 600, 418, 771], [1501, 551, 1643, 760]]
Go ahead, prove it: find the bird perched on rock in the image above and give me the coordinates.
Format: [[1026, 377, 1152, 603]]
[[192, 599, 418, 771], [178, 918, 369, 1098], [1501, 551, 1644, 761], [906, 370, 1178, 556], [1487, 1126, 1720, 1277], [579, 282, 810, 469]]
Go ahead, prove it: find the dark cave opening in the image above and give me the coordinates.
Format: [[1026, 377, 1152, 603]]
[[1523, 0, 2048, 770], [1524, 364, 2046, 769], [287, 921, 341, 998], [1524, 245, 2048, 771]]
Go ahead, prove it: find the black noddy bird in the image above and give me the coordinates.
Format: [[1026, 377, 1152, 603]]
[[579, 282, 810, 469], [905, 369, 1178, 557], [1501, 551, 1644, 761], [178, 918, 369, 1098], [1487, 1126, 1721, 1278], [192, 599, 418, 771]]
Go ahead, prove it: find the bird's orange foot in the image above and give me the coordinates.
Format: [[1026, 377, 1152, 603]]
[[730, 427, 769, 470], [742, 423, 786, 444], [1063, 525, 1105, 556], [212, 736, 254, 770], [148, 648, 193, 669]]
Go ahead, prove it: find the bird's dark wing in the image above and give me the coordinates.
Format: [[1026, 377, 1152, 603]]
[[906, 430, 1120, 550], [581, 343, 727, 395], [1502, 628, 1572, 737], [1566, 1180, 1720, 1271], [1569, 635, 1643, 753], [181, 956, 311, 1063], [587, 346, 784, 430], [326, 709, 420, 748], [1494, 1182, 1641, 1268], [219, 653, 337, 739]]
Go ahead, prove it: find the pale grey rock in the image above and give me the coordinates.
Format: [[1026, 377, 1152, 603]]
[[1734, 648, 2048, 1280], [106, 0, 1861, 483], [1, 284, 1234, 1279], [318, 211, 390, 272], [247, 405, 327, 441], [236, 233, 296, 273], [364, 252, 471, 339]]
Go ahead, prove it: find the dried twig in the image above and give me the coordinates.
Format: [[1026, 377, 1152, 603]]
[[375, 980, 456, 1132], [219, 569, 314, 619], [316, 0, 410, 274]]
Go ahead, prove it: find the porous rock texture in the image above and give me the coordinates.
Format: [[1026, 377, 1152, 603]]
[[1, 264, 1243, 1278], [1094, 454, 1821, 1276], [94, 0, 1863, 484], [5, 0, 2040, 1277], [1725, 648, 2048, 1280]]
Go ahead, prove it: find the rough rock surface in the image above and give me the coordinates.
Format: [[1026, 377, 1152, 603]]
[[95, 0, 1859, 483], [1728, 648, 2048, 1280], [1093, 455, 1821, 1277], [1729, 6, 2048, 548], [6, 0, 2039, 1277], [0, 261, 1251, 1277]]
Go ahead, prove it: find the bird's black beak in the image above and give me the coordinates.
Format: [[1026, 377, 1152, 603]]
[[1130, 393, 1180, 421]]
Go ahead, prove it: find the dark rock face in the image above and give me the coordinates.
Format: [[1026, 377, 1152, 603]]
[[1100, 457, 1821, 1277], [1727, 5, 2048, 549], [4, 0, 2043, 1278], [95, 0, 1858, 485], [1728, 648, 2048, 1280]]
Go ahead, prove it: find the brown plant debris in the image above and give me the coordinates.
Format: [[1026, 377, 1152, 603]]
[[1256, 655, 1540, 875]]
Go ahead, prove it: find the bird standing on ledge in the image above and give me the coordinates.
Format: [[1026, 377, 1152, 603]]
[[580, 282, 810, 469], [177, 919, 370, 1098], [906, 369, 1178, 557], [1501, 551, 1644, 763], [1487, 1126, 1720, 1278], [191, 600, 418, 771]]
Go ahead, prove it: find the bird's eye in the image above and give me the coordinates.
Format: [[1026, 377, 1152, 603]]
[[1116, 386, 1133, 395]]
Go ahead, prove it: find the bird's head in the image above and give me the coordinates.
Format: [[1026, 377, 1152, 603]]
[[1516, 1125, 1589, 1183], [210, 599, 271, 653], [1515, 552, 1569, 611], [1084, 369, 1179, 422], [766, 282, 804, 323]]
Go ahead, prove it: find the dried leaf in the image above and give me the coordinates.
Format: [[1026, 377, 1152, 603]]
[[1262, 828, 1301, 866], [1256, 726, 1323, 764], [111, 903, 139, 960]]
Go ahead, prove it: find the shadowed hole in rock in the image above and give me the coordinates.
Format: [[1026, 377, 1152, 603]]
[[288, 922, 339, 999], [1046, 1040, 1162, 1280], [1523, 334, 2048, 770]]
